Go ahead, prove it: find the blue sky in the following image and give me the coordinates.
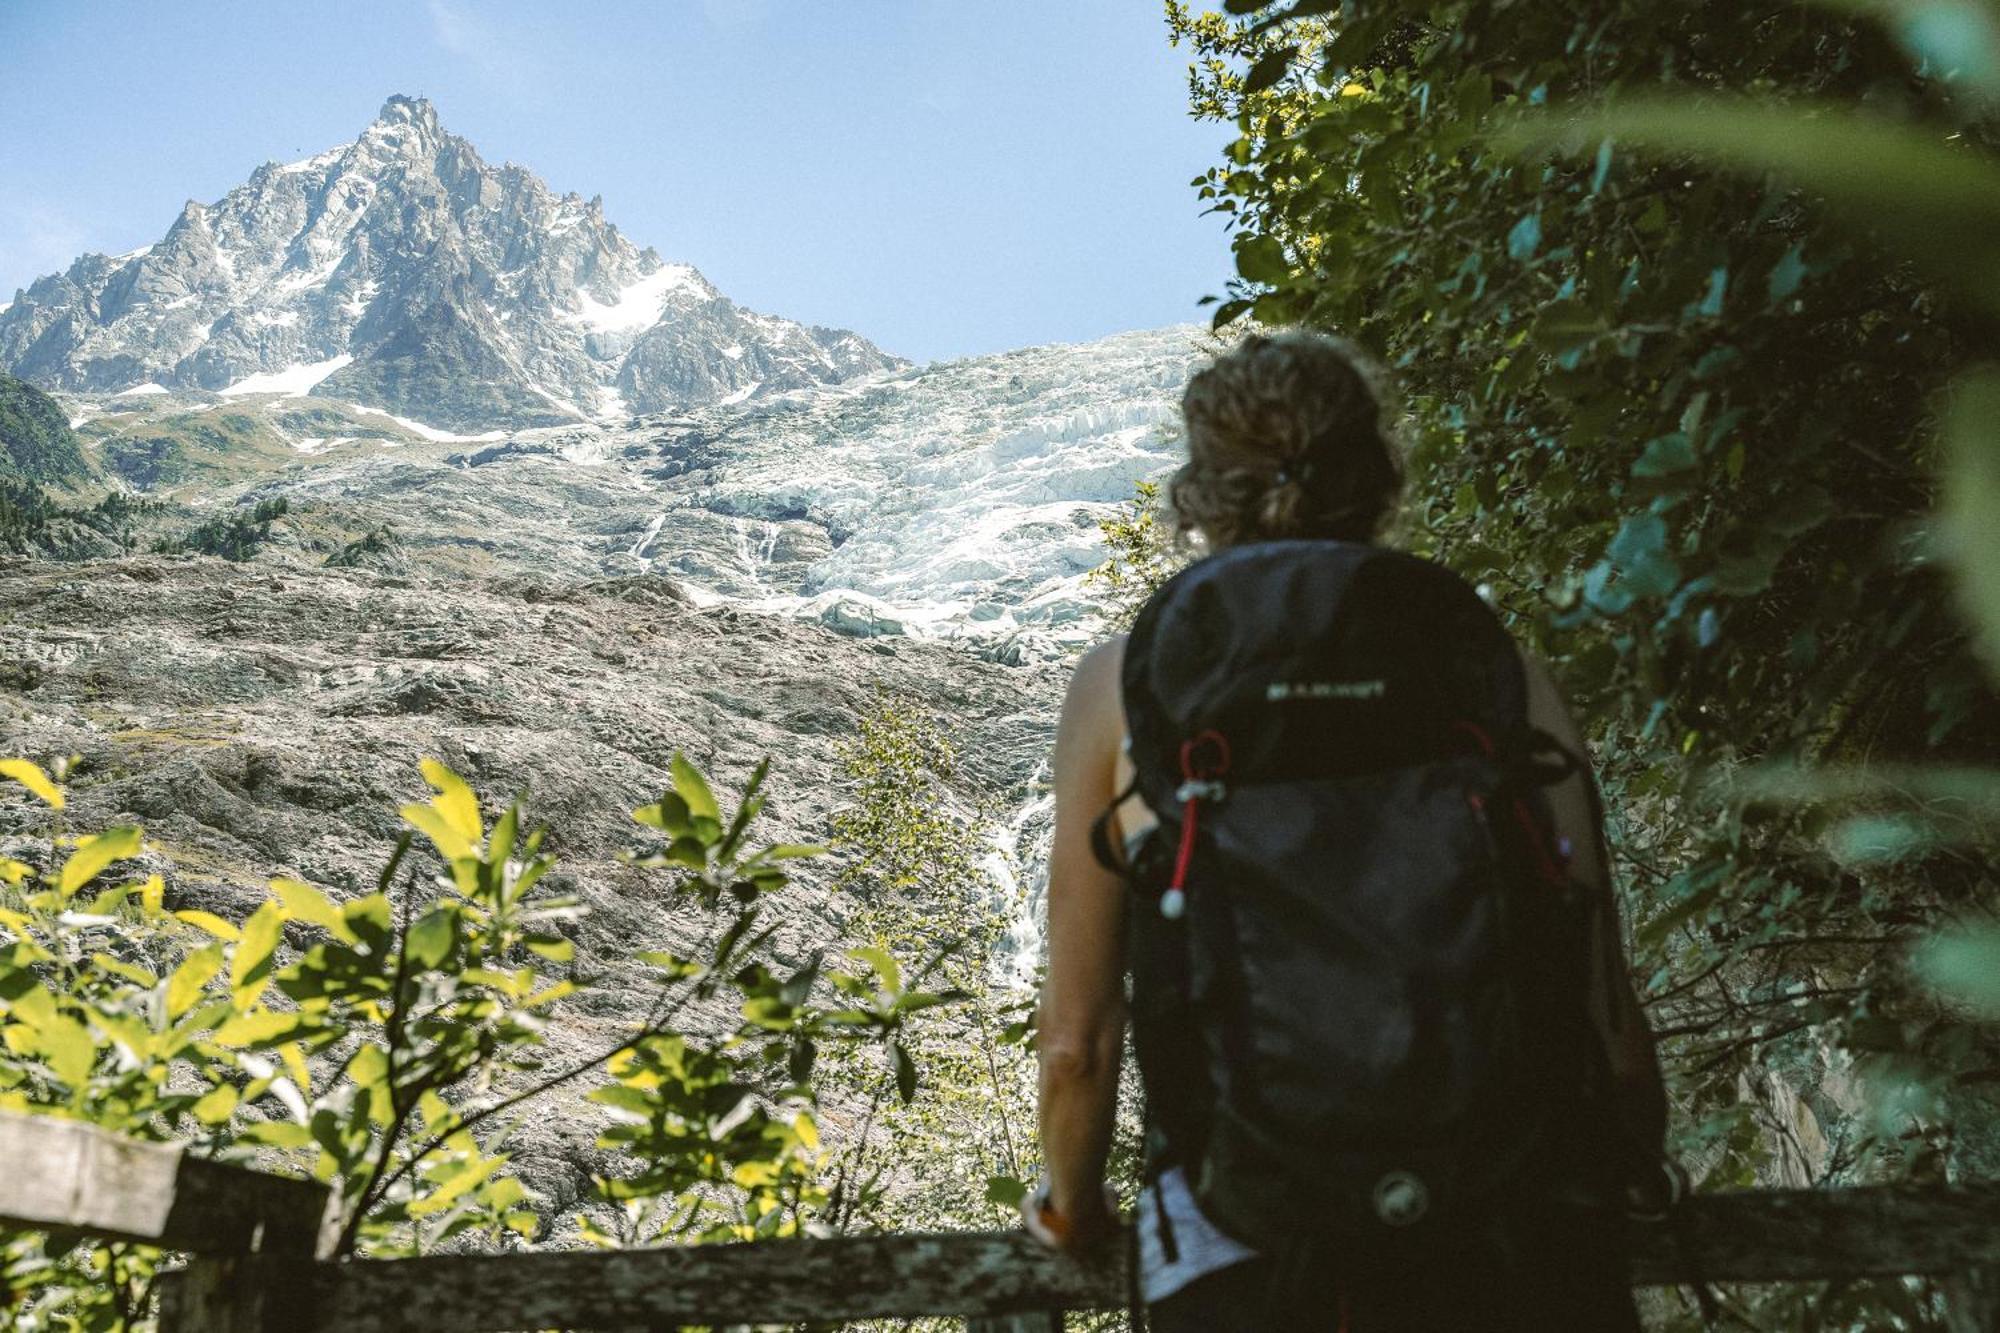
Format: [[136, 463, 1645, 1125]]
[[0, 2, 1234, 362]]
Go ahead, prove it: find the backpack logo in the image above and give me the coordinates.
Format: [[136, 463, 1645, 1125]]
[[1265, 679, 1387, 702]]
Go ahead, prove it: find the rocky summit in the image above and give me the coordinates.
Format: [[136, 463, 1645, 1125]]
[[0, 96, 902, 428]]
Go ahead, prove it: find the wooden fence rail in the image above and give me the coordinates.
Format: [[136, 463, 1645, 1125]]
[[2, 1112, 1997, 1331]]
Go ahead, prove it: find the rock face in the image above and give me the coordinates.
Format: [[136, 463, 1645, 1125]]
[[0, 96, 903, 428], [0, 552, 1062, 1213], [0, 374, 91, 486]]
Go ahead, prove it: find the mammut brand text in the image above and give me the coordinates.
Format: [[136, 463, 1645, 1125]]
[[1265, 680, 1388, 702]]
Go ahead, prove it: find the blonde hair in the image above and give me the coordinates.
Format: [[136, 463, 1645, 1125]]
[[1170, 330, 1402, 549]]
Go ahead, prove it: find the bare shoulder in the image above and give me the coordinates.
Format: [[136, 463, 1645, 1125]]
[[1055, 635, 1128, 764], [1063, 635, 1127, 713]]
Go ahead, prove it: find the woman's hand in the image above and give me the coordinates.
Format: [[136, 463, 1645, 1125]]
[[1020, 1177, 1121, 1253]]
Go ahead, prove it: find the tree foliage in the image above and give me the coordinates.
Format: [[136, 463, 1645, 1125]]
[[1167, 0, 1999, 1323]]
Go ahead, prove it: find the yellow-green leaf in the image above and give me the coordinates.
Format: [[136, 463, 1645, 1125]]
[[40, 1012, 94, 1088], [0, 759, 63, 810], [270, 877, 353, 940], [670, 753, 721, 823], [525, 935, 573, 963], [404, 908, 456, 969], [231, 902, 285, 1004], [239, 1120, 313, 1149], [57, 826, 143, 896], [213, 1009, 301, 1049], [400, 803, 473, 861], [420, 758, 483, 845], [167, 946, 225, 1019], [0, 858, 31, 887], [175, 910, 241, 943], [88, 952, 157, 988], [191, 1083, 240, 1125]]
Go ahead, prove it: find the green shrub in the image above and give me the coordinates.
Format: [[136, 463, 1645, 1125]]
[[0, 750, 949, 1328]]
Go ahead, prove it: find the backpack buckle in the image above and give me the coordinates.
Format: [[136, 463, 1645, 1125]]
[[1174, 778, 1228, 804], [1372, 1170, 1431, 1227]]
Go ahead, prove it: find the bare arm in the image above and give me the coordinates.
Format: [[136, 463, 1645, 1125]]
[[1522, 651, 1668, 1156], [1031, 638, 1129, 1246]]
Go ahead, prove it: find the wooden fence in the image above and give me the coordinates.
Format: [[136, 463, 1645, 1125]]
[[3, 1111, 1997, 1331]]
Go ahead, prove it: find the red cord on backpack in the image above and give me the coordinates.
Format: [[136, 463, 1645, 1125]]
[[1164, 730, 1231, 919], [1451, 719, 1569, 889]]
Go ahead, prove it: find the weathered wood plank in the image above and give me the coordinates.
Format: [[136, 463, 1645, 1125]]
[[301, 1187, 2000, 1332], [157, 1255, 318, 1333], [311, 1230, 1118, 1332], [967, 1312, 1065, 1332], [1629, 1184, 2000, 1285], [1945, 1264, 2000, 1333], [0, 1110, 327, 1257]]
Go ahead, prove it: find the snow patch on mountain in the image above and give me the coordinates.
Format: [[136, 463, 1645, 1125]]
[[574, 265, 702, 334], [220, 354, 353, 397]]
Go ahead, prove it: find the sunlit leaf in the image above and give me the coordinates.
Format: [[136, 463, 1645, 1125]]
[[670, 753, 721, 824], [175, 910, 241, 943], [231, 902, 285, 1005], [405, 908, 457, 970], [419, 758, 483, 846], [270, 877, 351, 939], [0, 759, 63, 810], [57, 826, 142, 895], [167, 945, 225, 1019]]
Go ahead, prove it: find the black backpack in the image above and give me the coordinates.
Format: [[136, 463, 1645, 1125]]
[[1104, 540, 1624, 1260]]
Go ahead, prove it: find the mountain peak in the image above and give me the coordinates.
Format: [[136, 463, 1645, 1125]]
[[375, 94, 439, 131], [0, 93, 904, 426]]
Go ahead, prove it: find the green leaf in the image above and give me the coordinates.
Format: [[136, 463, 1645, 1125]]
[[849, 945, 903, 995], [1768, 244, 1808, 303], [1243, 45, 1298, 95], [1507, 212, 1542, 262], [525, 935, 574, 963], [889, 1039, 918, 1105], [404, 908, 457, 970], [176, 909, 241, 943], [167, 945, 226, 1019], [191, 1083, 240, 1126], [1235, 235, 1290, 286], [1943, 366, 2000, 679], [40, 1011, 95, 1088], [270, 877, 352, 939], [0, 759, 63, 810], [213, 1009, 303, 1049], [57, 826, 142, 895], [420, 758, 483, 845], [239, 1119, 314, 1149], [1606, 513, 1682, 599], [231, 901, 285, 1004], [670, 753, 721, 824], [1508, 97, 2000, 313], [1914, 926, 2000, 1017], [401, 804, 473, 861], [1632, 434, 1697, 479], [985, 1174, 1030, 1208]]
